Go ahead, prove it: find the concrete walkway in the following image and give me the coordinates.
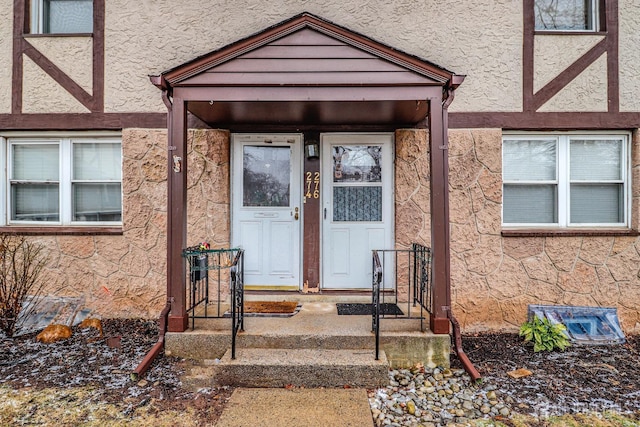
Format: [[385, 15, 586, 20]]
[[215, 388, 374, 427]]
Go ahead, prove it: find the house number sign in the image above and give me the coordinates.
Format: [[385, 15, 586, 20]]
[[305, 172, 320, 201]]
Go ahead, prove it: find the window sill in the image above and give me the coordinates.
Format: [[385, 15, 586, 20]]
[[534, 31, 606, 36], [501, 228, 639, 238], [0, 226, 122, 236], [23, 33, 93, 38]]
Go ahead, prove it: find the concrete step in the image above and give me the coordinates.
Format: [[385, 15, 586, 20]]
[[182, 348, 389, 389]]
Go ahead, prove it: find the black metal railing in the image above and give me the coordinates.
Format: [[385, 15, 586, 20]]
[[182, 247, 244, 358], [372, 244, 432, 359]]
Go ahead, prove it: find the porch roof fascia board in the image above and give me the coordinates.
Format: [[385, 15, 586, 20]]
[[154, 12, 459, 90], [172, 85, 444, 102]]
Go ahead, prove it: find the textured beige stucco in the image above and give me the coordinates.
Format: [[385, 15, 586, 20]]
[[619, 0, 640, 112], [533, 35, 605, 92], [22, 56, 90, 113], [537, 54, 608, 112], [102, 0, 522, 113], [27, 129, 230, 318], [0, 0, 12, 114], [394, 128, 640, 333], [27, 37, 93, 93]]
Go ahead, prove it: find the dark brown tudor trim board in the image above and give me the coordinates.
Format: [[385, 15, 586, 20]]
[[606, 0, 619, 113], [522, 0, 535, 113], [449, 112, 640, 130], [23, 41, 94, 110], [0, 113, 167, 130], [12, 0, 25, 114], [93, 0, 105, 112], [532, 39, 607, 111]]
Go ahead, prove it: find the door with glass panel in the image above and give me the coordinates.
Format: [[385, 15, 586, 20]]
[[321, 134, 393, 290], [231, 134, 302, 289]]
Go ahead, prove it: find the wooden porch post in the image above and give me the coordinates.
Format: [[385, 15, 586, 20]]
[[166, 95, 188, 332], [427, 95, 451, 334]]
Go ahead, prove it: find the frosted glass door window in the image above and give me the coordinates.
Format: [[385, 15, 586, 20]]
[[243, 146, 291, 207], [332, 145, 382, 222]]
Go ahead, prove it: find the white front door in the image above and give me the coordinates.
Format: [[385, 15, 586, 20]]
[[321, 133, 394, 290], [231, 134, 302, 289]]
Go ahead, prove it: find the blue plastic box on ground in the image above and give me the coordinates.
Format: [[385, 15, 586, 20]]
[[528, 304, 626, 345]]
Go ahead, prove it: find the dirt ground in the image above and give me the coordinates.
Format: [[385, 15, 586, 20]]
[[1, 319, 640, 426]]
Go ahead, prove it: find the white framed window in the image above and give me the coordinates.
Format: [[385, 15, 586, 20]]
[[2, 135, 121, 226], [534, 0, 600, 32], [30, 0, 93, 34], [503, 133, 630, 228]]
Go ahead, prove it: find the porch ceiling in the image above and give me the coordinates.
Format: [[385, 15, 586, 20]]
[[186, 100, 429, 127]]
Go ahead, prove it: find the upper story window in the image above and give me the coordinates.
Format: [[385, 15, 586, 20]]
[[503, 133, 630, 228], [30, 0, 93, 34], [2, 135, 121, 226], [534, 0, 600, 32]]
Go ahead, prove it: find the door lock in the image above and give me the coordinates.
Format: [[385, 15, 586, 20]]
[[294, 207, 299, 220]]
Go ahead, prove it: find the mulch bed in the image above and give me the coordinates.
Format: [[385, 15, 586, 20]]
[[453, 332, 640, 418], [2, 319, 640, 424], [0, 319, 232, 424]]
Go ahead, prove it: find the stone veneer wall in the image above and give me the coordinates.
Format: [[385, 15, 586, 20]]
[[395, 128, 640, 333], [28, 128, 230, 319]]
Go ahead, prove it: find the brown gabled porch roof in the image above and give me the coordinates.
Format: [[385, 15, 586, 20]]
[[150, 12, 463, 335], [151, 12, 463, 127]]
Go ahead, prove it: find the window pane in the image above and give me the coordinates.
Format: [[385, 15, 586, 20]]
[[503, 139, 556, 181], [333, 146, 382, 182], [570, 139, 622, 181], [44, 0, 93, 34], [12, 144, 59, 180], [503, 184, 557, 223], [74, 142, 122, 180], [243, 146, 290, 207], [11, 184, 59, 221], [535, 0, 594, 31], [73, 183, 122, 221], [333, 186, 382, 222], [571, 184, 623, 223]]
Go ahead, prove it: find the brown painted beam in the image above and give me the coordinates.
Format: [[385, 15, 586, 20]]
[[522, 0, 535, 113], [166, 97, 188, 332], [532, 39, 607, 111], [12, 0, 25, 114], [92, 0, 105, 112], [23, 40, 94, 110], [0, 112, 167, 129], [449, 111, 640, 130], [606, 0, 619, 113], [302, 131, 321, 292], [427, 97, 451, 334]]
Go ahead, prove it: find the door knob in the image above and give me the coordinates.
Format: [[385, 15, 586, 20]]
[[294, 207, 299, 220]]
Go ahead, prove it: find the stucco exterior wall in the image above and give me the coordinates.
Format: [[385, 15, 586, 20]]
[[101, 0, 523, 113], [0, 0, 13, 114], [394, 128, 640, 333], [26, 128, 230, 318]]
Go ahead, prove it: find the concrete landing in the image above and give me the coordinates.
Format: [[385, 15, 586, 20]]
[[216, 388, 374, 427], [184, 348, 389, 389]]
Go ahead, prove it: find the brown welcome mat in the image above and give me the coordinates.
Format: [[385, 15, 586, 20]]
[[225, 301, 300, 317], [336, 303, 404, 316]]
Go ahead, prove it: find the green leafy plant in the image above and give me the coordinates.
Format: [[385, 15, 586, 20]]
[[519, 315, 571, 352]]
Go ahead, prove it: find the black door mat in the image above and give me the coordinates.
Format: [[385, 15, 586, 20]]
[[336, 303, 403, 316]]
